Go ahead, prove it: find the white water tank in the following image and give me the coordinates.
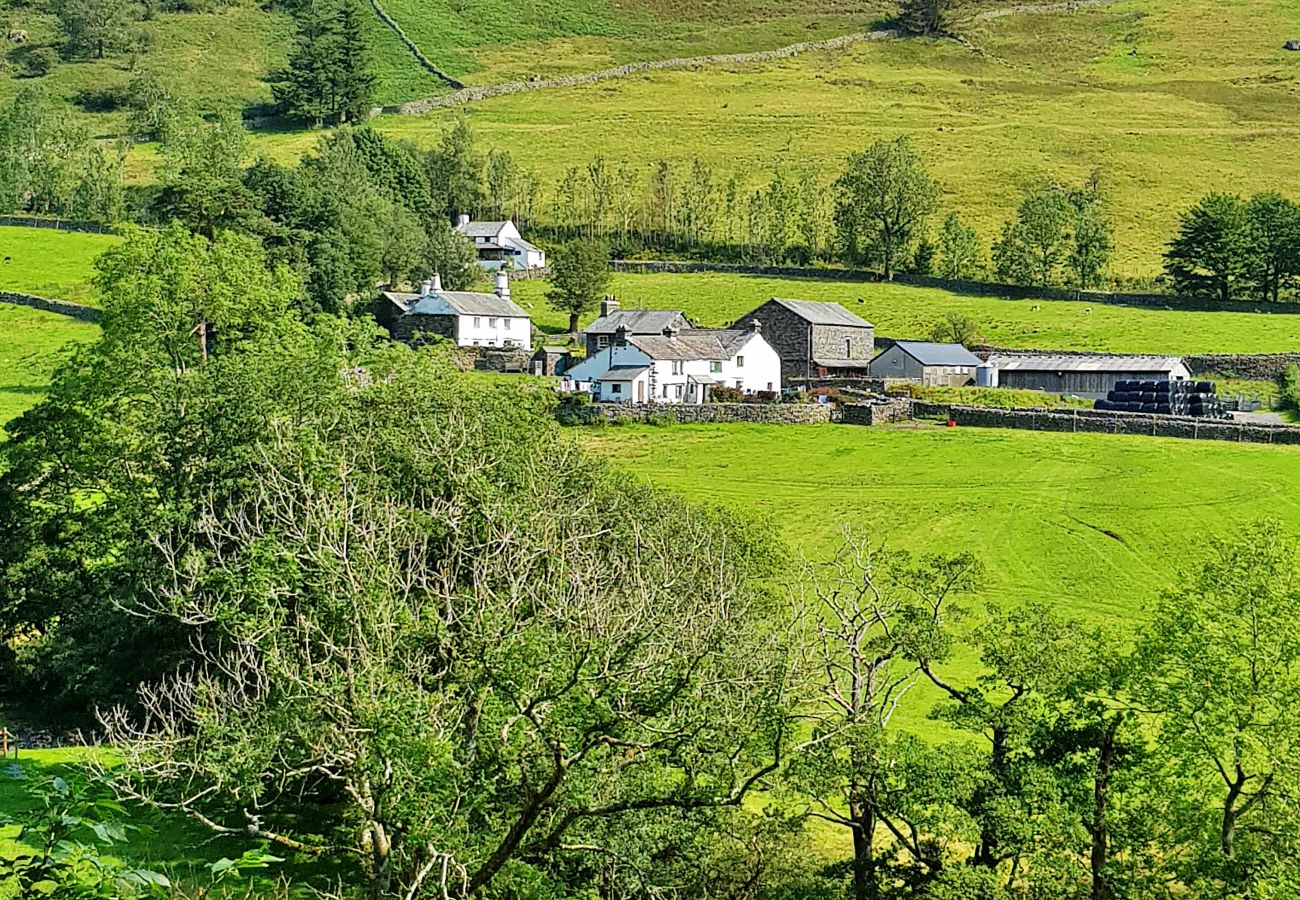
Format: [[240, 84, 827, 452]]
[[976, 361, 998, 388]]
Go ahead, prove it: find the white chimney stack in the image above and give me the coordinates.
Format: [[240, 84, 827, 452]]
[[494, 270, 510, 298], [457, 214, 470, 228], [422, 273, 442, 296]]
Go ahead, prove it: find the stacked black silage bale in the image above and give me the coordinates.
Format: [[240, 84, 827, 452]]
[[1094, 380, 1227, 418]]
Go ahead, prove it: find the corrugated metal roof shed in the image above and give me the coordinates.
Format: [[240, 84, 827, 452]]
[[988, 354, 1185, 373]]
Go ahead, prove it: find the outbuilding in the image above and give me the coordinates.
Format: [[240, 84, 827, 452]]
[[732, 298, 875, 385], [869, 341, 982, 386], [986, 354, 1192, 400]]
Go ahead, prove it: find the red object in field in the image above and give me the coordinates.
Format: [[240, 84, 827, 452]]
[[947, 419, 957, 428]]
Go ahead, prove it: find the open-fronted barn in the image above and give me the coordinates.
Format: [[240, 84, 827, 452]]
[[987, 354, 1191, 400]]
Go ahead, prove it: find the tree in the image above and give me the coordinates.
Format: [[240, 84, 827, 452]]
[[0, 225, 302, 722], [929, 311, 983, 346], [331, 0, 376, 124], [833, 137, 940, 279], [427, 115, 483, 219], [937, 212, 981, 279], [1135, 522, 1300, 893], [898, 0, 951, 35], [1067, 175, 1112, 291], [377, 200, 425, 286], [154, 112, 253, 237], [1015, 183, 1073, 286], [71, 141, 127, 223], [92, 324, 797, 900], [780, 536, 982, 900], [273, 0, 339, 126], [547, 238, 610, 334], [418, 217, 479, 290], [55, 0, 139, 59], [1245, 191, 1300, 303], [1164, 193, 1251, 303]]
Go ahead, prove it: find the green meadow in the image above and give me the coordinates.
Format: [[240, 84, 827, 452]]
[[0, 304, 97, 430], [0, 227, 117, 303], [510, 271, 1300, 355]]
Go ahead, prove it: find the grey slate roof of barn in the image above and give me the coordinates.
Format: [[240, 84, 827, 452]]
[[626, 329, 751, 361], [583, 309, 690, 336], [384, 289, 528, 318], [599, 366, 649, 381], [987, 354, 1186, 373], [768, 298, 873, 328], [891, 341, 983, 367]]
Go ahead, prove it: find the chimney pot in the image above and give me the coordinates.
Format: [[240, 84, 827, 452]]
[[600, 296, 620, 318], [614, 324, 629, 347], [422, 276, 436, 295], [748, 318, 762, 334], [494, 270, 510, 298]]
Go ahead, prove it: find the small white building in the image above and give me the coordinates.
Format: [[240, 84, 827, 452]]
[[379, 271, 532, 348], [455, 216, 546, 271], [566, 321, 782, 404]]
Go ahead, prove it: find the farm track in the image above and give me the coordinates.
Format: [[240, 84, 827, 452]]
[[368, 0, 1124, 117]]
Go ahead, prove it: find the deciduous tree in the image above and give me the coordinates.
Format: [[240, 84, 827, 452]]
[[1164, 193, 1251, 303], [547, 238, 610, 334], [833, 137, 940, 279]]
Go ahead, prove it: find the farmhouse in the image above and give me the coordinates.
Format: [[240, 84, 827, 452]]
[[733, 298, 874, 384], [377, 272, 532, 348], [455, 216, 546, 271], [566, 321, 781, 403], [870, 341, 982, 386], [580, 298, 693, 356], [987, 354, 1192, 400]]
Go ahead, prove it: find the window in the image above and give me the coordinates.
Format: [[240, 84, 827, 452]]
[[710, 361, 722, 374], [767, 382, 773, 391], [597, 335, 609, 349], [671, 360, 683, 375], [473, 317, 481, 328], [611, 383, 622, 395], [736, 355, 745, 368], [845, 338, 852, 357], [489, 318, 497, 328], [663, 383, 670, 398], [504, 318, 511, 330], [674, 384, 684, 399]]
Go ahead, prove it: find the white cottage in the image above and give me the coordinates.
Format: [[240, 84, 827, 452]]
[[566, 321, 782, 403], [455, 216, 546, 271], [380, 272, 532, 348]]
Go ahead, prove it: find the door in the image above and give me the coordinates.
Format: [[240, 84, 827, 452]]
[[636, 379, 645, 403]]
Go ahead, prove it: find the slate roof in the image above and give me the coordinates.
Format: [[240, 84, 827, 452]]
[[599, 366, 649, 382], [387, 289, 529, 318], [768, 298, 873, 328], [626, 329, 752, 361], [987, 354, 1186, 373], [457, 220, 509, 238], [583, 309, 690, 336], [891, 341, 983, 367]]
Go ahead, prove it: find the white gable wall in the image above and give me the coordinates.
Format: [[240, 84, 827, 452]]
[[455, 313, 531, 348]]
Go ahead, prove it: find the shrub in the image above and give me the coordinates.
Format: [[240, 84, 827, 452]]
[[1280, 364, 1300, 411], [710, 385, 743, 403], [23, 47, 59, 77], [75, 85, 131, 113]]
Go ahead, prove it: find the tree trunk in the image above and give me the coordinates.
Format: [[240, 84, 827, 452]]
[[850, 799, 877, 900], [1090, 719, 1119, 900], [568, 311, 580, 335], [974, 725, 1008, 868], [1222, 769, 1244, 860]]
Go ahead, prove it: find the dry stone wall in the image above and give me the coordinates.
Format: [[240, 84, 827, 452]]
[[561, 403, 833, 425], [943, 405, 1300, 445], [842, 400, 913, 426], [0, 291, 101, 323]]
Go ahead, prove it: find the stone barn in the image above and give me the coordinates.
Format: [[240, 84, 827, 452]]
[[732, 298, 874, 385], [987, 354, 1192, 400], [869, 341, 982, 386]]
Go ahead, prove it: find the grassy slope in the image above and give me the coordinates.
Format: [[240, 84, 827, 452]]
[[509, 271, 1300, 355], [0, 305, 96, 430], [580, 422, 1300, 728], [301, 0, 1300, 277]]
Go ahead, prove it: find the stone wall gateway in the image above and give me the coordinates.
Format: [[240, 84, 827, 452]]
[[559, 402, 834, 426]]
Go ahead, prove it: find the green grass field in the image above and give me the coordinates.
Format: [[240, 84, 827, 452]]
[[0, 227, 117, 303], [0, 305, 97, 430], [579, 422, 1300, 727], [510, 271, 1300, 355]]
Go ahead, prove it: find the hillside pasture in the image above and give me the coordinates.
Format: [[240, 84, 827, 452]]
[[0, 227, 116, 303], [0, 305, 97, 430], [509, 271, 1300, 355]]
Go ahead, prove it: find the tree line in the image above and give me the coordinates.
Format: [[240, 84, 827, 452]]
[[3, 226, 1300, 899], [1165, 191, 1300, 304]]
